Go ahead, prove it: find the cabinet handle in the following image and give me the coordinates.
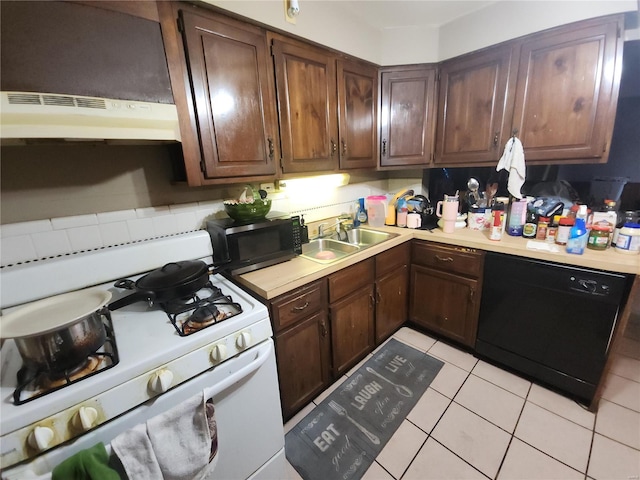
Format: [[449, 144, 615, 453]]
[[469, 288, 475, 303], [435, 255, 454, 262], [267, 137, 275, 160], [382, 139, 387, 156], [342, 139, 347, 155], [493, 132, 499, 146], [292, 301, 309, 312], [369, 293, 375, 308], [320, 318, 327, 337], [376, 290, 381, 304], [331, 139, 337, 157]]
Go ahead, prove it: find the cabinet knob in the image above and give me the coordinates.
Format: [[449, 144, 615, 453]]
[[493, 132, 499, 146], [320, 318, 327, 337], [330, 139, 337, 157], [72, 406, 99, 432], [148, 369, 174, 393], [28, 426, 55, 452], [342, 139, 347, 155]]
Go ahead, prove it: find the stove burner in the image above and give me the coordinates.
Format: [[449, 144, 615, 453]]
[[162, 281, 242, 336], [12, 317, 119, 405]]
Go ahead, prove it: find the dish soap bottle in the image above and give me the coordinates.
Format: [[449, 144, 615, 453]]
[[566, 218, 588, 255]]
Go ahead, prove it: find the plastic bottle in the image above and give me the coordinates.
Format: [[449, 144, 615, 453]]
[[357, 198, 368, 224], [555, 217, 574, 245], [489, 203, 505, 241], [507, 199, 527, 236], [396, 198, 408, 228], [366, 196, 386, 227], [522, 208, 538, 239], [566, 218, 588, 255]]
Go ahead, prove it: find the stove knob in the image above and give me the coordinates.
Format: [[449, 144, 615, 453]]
[[236, 331, 251, 350], [210, 343, 227, 363], [28, 426, 55, 452], [72, 406, 99, 432], [149, 369, 174, 393]]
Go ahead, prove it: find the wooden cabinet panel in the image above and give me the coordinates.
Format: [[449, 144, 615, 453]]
[[512, 17, 622, 162], [328, 258, 375, 303], [376, 264, 409, 343], [380, 66, 437, 167], [435, 45, 516, 165], [376, 242, 411, 277], [275, 310, 331, 418], [180, 10, 278, 178], [272, 39, 339, 174], [409, 265, 479, 347], [337, 60, 378, 170], [271, 280, 325, 333], [330, 284, 375, 375], [412, 242, 483, 277]]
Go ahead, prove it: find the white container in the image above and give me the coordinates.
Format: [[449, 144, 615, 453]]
[[615, 223, 640, 254]]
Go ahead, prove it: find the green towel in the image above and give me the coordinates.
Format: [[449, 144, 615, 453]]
[[52, 442, 120, 480]]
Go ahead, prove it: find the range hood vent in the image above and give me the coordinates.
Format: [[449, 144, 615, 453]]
[[1, 92, 181, 144]]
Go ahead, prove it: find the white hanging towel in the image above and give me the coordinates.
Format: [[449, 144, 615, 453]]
[[496, 136, 526, 199]]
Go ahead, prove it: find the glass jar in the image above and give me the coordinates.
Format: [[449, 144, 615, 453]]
[[536, 217, 549, 241], [555, 217, 574, 245], [587, 223, 611, 251]]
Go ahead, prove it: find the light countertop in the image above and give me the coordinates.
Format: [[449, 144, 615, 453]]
[[235, 225, 639, 300]]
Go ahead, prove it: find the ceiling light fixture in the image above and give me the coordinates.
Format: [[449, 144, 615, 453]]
[[285, 0, 300, 24]]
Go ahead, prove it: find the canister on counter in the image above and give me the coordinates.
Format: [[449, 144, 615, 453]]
[[615, 223, 640, 254]]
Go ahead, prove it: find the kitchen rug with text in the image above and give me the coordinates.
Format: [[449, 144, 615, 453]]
[[285, 338, 444, 480]]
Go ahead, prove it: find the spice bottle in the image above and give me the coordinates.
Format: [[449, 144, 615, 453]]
[[522, 209, 538, 239], [536, 217, 549, 240], [555, 217, 574, 245]]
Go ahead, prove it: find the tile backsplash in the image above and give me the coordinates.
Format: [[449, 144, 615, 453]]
[[1, 179, 422, 268]]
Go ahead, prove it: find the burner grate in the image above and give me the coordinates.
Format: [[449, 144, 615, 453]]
[[162, 282, 243, 336], [12, 315, 119, 405]]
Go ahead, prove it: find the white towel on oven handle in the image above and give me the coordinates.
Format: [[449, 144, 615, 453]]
[[112, 391, 217, 480]]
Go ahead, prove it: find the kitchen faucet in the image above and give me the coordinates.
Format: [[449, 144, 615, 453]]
[[316, 219, 348, 241]]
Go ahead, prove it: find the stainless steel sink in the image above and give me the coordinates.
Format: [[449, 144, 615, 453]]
[[345, 228, 398, 247], [300, 239, 361, 264]]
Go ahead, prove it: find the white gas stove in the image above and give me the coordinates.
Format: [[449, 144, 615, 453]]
[[0, 231, 285, 479]]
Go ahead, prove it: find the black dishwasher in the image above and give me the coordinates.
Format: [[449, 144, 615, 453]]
[[476, 252, 631, 404]]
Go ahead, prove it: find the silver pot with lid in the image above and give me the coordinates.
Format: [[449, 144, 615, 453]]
[[0, 289, 112, 372]]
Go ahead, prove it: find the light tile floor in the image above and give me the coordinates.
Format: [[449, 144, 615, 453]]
[[285, 327, 640, 480]]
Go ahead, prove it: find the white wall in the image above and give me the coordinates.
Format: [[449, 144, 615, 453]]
[[206, 0, 637, 65]]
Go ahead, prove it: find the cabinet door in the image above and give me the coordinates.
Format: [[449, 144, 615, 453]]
[[512, 17, 622, 163], [375, 264, 409, 344], [435, 45, 516, 165], [180, 11, 278, 178], [337, 59, 378, 170], [272, 39, 339, 174], [330, 284, 375, 376], [275, 311, 331, 419], [409, 265, 479, 347], [380, 66, 437, 167]]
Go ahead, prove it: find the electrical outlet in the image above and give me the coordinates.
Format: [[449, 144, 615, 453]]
[[260, 183, 276, 193]]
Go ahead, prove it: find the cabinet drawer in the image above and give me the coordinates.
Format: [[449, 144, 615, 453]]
[[328, 258, 374, 303], [271, 280, 326, 333], [376, 242, 410, 277], [411, 241, 483, 278]]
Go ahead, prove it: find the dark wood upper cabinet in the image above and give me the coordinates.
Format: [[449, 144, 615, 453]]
[[434, 14, 623, 166], [179, 10, 278, 179], [435, 45, 517, 165], [379, 66, 438, 168], [512, 17, 623, 163], [271, 39, 339, 174], [337, 60, 378, 170]]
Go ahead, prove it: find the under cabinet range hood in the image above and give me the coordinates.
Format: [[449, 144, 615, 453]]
[[0, 92, 181, 145]]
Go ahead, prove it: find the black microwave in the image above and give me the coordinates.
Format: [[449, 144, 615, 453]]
[[206, 216, 302, 275]]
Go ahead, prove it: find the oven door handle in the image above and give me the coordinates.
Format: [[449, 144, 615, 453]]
[[203, 340, 273, 400]]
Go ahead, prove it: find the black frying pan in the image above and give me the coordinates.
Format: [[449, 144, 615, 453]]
[[108, 260, 218, 310]]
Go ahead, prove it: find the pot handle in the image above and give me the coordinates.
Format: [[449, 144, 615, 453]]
[[108, 290, 156, 311], [114, 279, 136, 290]]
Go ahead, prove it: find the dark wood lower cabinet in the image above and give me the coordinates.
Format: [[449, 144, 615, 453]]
[[409, 241, 484, 348], [375, 264, 409, 344], [330, 284, 375, 376], [274, 310, 331, 419]]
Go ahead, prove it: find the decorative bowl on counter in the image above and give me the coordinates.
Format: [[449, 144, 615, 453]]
[[223, 200, 271, 222]]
